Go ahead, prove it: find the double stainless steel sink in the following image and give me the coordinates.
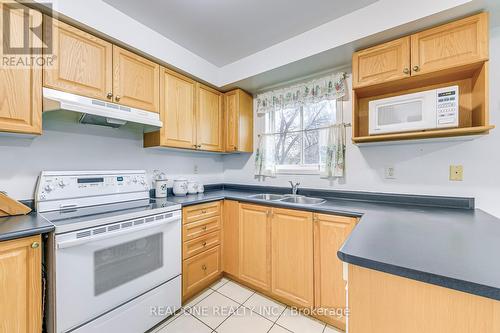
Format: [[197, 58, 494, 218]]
[[247, 193, 326, 205]]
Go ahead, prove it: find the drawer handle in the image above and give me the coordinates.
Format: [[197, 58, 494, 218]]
[[201, 210, 207, 214], [202, 241, 207, 247], [202, 225, 207, 231], [201, 264, 207, 271]]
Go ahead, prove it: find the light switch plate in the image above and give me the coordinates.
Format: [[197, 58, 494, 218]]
[[450, 165, 463, 181]]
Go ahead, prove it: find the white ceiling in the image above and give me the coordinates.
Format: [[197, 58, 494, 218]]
[[102, 0, 379, 66]]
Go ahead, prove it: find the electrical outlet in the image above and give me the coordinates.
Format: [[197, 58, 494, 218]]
[[193, 165, 199, 174], [449, 165, 463, 181], [384, 166, 396, 179]]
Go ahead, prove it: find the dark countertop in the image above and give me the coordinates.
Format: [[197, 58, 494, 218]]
[[168, 188, 500, 302], [0, 213, 54, 242]]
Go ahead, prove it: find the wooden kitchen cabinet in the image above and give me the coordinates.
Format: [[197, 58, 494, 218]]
[[0, 235, 42, 333], [314, 213, 357, 329], [183, 245, 221, 299], [43, 17, 113, 101], [411, 13, 488, 76], [223, 200, 239, 277], [239, 203, 271, 291], [0, 2, 42, 135], [197, 84, 224, 152], [112, 46, 160, 112], [352, 36, 411, 88], [271, 208, 314, 308], [224, 89, 254, 153]]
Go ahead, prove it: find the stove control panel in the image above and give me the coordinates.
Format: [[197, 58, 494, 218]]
[[36, 171, 149, 202]]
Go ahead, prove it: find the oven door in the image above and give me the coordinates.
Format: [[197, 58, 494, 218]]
[[369, 91, 436, 135], [54, 211, 181, 333]]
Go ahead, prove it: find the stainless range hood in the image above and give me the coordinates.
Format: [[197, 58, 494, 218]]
[[43, 88, 162, 131]]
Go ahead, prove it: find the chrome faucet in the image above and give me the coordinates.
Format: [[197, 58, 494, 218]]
[[289, 181, 300, 196]]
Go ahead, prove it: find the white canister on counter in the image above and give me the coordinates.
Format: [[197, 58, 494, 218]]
[[154, 171, 168, 198], [173, 179, 188, 196], [187, 181, 198, 194], [198, 184, 204, 193]]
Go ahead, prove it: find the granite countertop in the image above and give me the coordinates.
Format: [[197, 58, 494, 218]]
[[0, 213, 54, 242], [2, 185, 499, 302], [167, 187, 500, 302]]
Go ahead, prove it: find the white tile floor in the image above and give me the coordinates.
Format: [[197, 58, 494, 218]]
[[152, 277, 343, 333]]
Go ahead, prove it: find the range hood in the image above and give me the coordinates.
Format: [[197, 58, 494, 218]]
[[43, 88, 162, 131]]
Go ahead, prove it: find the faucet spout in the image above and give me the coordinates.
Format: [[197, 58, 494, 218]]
[[289, 181, 300, 196]]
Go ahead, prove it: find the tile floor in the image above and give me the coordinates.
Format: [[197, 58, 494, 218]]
[[152, 278, 342, 333]]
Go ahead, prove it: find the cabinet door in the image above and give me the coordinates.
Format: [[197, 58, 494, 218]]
[[225, 89, 254, 153], [183, 245, 221, 300], [43, 17, 112, 100], [113, 46, 160, 112], [0, 2, 42, 135], [271, 208, 314, 308], [224, 90, 239, 152], [197, 84, 223, 151], [0, 235, 42, 333], [239, 203, 271, 291], [223, 200, 239, 276], [411, 13, 488, 76], [160, 68, 196, 149], [352, 36, 411, 88], [314, 213, 357, 328]]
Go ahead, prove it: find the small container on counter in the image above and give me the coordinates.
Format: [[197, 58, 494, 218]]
[[173, 179, 188, 196], [187, 181, 198, 194], [197, 184, 204, 193], [154, 171, 169, 198]]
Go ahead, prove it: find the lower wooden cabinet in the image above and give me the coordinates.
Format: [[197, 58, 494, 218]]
[[182, 202, 222, 301], [183, 245, 221, 298], [0, 235, 42, 333], [314, 213, 357, 329], [222, 200, 239, 277], [238, 203, 271, 291], [271, 208, 314, 308]]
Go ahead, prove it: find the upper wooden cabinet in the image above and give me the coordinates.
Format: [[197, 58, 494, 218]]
[[0, 235, 42, 333], [224, 89, 254, 153], [352, 37, 411, 88], [411, 13, 489, 76], [44, 17, 113, 100], [352, 13, 489, 88], [144, 68, 196, 149], [0, 2, 42, 135], [112, 46, 160, 112], [239, 203, 271, 291], [197, 84, 223, 152], [314, 213, 357, 329], [271, 208, 314, 308]]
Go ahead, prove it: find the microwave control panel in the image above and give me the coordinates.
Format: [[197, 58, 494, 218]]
[[436, 86, 459, 128]]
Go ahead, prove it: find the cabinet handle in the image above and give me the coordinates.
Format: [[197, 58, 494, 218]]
[[412, 65, 420, 72], [201, 210, 207, 214], [202, 241, 207, 247], [115, 95, 121, 102], [31, 242, 40, 249], [193, 144, 198, 148], [202, 225, 207, 231], [201, 264, 207, 271], [403, 68, 410, 74], [197, 144, 202, 148], [106, 92, 113, 99], [233, 146, 238, 151]]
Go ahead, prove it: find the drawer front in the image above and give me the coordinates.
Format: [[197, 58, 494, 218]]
[[183, 230, 220, 259], [183, 201, 221, 224], [183, 216, 221, 241], [183, 245, 221, 297]]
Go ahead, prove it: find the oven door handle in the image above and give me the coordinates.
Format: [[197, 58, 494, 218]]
[[56, 216, 180, 249]]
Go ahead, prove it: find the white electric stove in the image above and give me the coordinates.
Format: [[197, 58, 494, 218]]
[[36, 170, 181, 333]]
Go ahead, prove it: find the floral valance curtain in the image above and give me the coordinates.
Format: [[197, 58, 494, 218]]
[[255, 73, 346, 115]]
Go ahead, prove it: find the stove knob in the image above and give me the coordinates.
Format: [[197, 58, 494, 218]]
[[39, 194, 46, 200], [132, 178, 138, 183], [44, 184, 54, 192], [58, 180, 66, 188], [140, 179, 146, 185]]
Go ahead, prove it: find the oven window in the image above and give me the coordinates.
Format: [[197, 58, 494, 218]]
[[94, 233, 163, 295]]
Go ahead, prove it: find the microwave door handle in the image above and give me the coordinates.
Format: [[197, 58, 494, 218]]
[[57, 215, 180, 249]]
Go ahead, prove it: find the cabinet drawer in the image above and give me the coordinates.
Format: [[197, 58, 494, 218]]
[[183, 230, 220, 259], [183, 201, 221, 224], [183, 245, 221, 298], [183, 216, 221, 241]]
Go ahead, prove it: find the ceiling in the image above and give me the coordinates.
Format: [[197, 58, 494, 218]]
[[103, 0, 379, 67]]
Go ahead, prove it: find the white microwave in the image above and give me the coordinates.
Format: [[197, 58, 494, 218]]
[[369, 86, 459, 135]]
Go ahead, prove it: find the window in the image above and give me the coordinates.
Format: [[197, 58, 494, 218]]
[[264, 100, 338, 174]]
